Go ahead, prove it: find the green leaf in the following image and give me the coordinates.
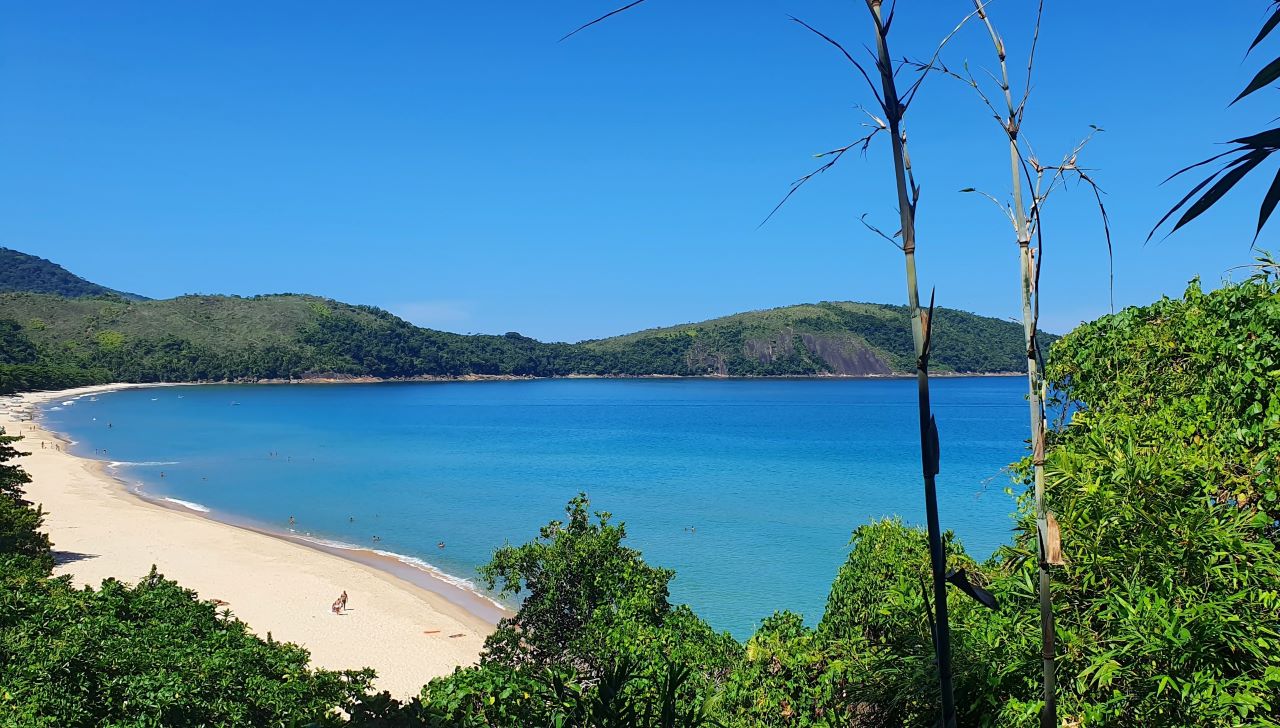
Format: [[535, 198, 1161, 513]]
[[1255, 167, 1280, 242], [1233, 55, 1280, 104], [1248, 6, 1280, 55], [1171, 151, 1271, 234]]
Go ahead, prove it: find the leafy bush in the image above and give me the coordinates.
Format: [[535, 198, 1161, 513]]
[[0, 428, 380, 727], [1022, 265, 1280, 725], [420, 495, 738, 726], [6, 267, 1280, 726]]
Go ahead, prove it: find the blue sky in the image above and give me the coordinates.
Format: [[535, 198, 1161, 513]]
[[0, 1, 1274, 341]]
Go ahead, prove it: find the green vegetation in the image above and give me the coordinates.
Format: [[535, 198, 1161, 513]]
[[0, 248, 147, 301], [0, 316, 111, 396], [415, 496, 738, 727], [0, 428, 392, 727], [414, 266, 1280, 726], [1153, 4, 1280, 242], [0, 286, 1044, 395], [2, 268, 1278, 725], [1029, 265, 1280, 724], [583, 301, 1050, 376]]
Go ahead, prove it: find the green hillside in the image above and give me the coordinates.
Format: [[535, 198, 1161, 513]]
[[583, 300, 1049, 375], [0, 291, 1045, 394], [0, 247, 1050, 393], [0, 292, 581, 389], [0, 248, 148, 301]]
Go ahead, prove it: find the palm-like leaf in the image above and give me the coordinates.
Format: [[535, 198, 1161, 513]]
[[1154, 3, 1280, 243], [1248, 1, 1280, 54]]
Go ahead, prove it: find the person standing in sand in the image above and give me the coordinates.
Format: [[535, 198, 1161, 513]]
[[339, 590, 348, 612]]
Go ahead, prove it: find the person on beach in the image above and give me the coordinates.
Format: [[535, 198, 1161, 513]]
[[331, 597, 343, 614], [339, 591, 348, 611]]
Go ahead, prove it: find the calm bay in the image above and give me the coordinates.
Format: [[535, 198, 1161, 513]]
[[43, 377, 1027, 638]]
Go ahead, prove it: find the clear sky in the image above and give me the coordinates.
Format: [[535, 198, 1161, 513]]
[[1, 1, 1274, 341]]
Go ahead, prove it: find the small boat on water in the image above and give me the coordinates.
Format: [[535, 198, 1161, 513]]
[[231, 401, 241, 406]]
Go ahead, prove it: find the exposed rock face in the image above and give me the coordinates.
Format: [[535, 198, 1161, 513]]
[[743, 328, 796, 362], [686, 343, 729, 375], [743, 329, 894, 375], [798, 333, 893, 375]]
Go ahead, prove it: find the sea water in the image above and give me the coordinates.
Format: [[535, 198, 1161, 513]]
[[42, 378, 1028, 638]]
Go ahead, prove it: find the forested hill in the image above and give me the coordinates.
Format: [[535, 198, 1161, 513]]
[[0, 291, 1047, 393], [582, 301, 1047, 376], [0, 248, 149, 301], [0, 247, 1049, 392]]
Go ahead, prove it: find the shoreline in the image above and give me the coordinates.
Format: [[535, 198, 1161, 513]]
[[64, 370, 1026, 387], [0, 383, 507, 699], [101, 465, 512, 625], [255, 371, 1028, 384]]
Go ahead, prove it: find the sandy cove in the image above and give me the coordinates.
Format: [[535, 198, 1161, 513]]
[[0, 383, 500, 700]]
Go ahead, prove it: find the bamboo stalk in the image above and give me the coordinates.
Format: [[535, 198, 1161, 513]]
[[864, 2, 956, 724], [971, 3, 1057, 724]]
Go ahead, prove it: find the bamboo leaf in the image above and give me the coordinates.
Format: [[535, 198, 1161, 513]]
[[559, 0, 649, 43], [1171, 151, 1271, 234], [1150, 152, 1265, 241], [1149, 169, 1226, 242], [1230, 127, 1280, 147], [1232, 55, 1280, 104], [1162, 146, 1248, 184], [1255, 167, 1280, 243], [789, 17, 885, 110], [1248, 5, 1280, 55]]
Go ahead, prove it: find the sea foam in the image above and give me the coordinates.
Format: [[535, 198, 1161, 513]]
[[163, 498, 211, 513], [292, 534, 505, 609]]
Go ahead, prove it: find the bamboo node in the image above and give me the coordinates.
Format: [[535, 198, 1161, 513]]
[[1041, 512, 1065, 566]]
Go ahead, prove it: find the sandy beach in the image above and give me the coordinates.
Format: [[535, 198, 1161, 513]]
[[0, 383, 498, 699]]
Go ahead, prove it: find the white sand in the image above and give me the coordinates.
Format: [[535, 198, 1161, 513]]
[[0, 383, 497, 699]]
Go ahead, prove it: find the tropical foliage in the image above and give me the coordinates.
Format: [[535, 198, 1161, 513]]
[[0, 427, 390, 727], [419, 266, 1280, 727], [417, 496, 738, 727], [3, 267, 1279, 724], [1153, 3, 1280, 243], [1028, 263, 1280, 724], [0, 288, 1042, 395]]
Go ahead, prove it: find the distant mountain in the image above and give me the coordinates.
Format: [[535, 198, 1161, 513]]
[[582, 301, 1049, 376], [0, 248, 1051, 393], [0, 247, 149, 301]]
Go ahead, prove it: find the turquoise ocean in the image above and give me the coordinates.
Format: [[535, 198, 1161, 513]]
[[42, 378, 1028, 638]]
